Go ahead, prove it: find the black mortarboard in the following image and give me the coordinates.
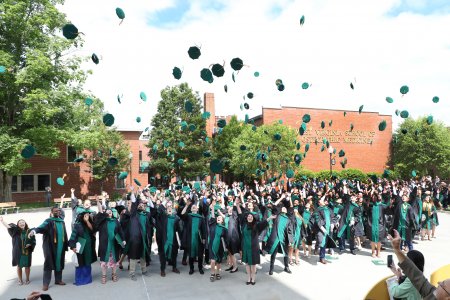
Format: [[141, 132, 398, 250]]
[[302, 114, 311, 123], [432, 96, 439, 103], [62, 24, 80, 39], [91, 53, 99, 64], [299, 122, 307, 135], [274, 133, 281, 140], [136, 116, 141, 123], [305, 143, 310, 152], [217, 119, 226, 128], [134, 179, 142, 186], [203, 151, 211, 157], [103, 113, 115, 127], [286, 169, 294, 178], [358, 105, 363, 114], [321, 121, 325, 129], [240, 145, 246, 151], [247, 92, 254, 99], [210, 159, 224, 173], [118, 171, 128, 180], [300, 15, 305, 26], [230, 58, 244, 71], [338, 149, 345, 157], [200, 68, 213, 83], [400, 110, 409, 118], [188, 46, 201, 59], [350, 82, 354, 90], [426, 115, 433, 125], [172, 67, 182, 80], [116, 7, 125, 23], [184, 100, 193, 112], [21, 145, 36, 159], [400, 85, 409, 95], [224, 85, 228, 93], [379, 120, 387, 131], [254, 71, 260, 77], [211, 63, 225, 77], [108, 157, 118, 166]]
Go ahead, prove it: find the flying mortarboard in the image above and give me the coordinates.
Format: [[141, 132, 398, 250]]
[[202, 111, 211, 119], [350, 82, 354, 90], [240, 145, 247, 151], [301, 82, 310, 89], [299, 122, 307, 135], [188, 46, 201, 59], [274, 133, 281, 140], [302, 114, 311, 123], [320, 145, 325, 152], [338, 149, 345, 157], [305, 143, 310, 152], [411, 170, 417, 177], [254, 71, 260, 77], [203, 151, 211, 157], [163, 140, 169, 148], [56, 177, 65, 186], [321, 121, 325, 129], [134, 178, 142, 186], [358, 105, 364, 114], [62, 24, 81, 40], [177, 158, 184, 165], [247, 92, 254, 99], [140, 91, 147, 101], [217, 119, 226, 128], [116, 7, 125, 24], [329, 120, 333, 126], [172, 67, 182, 80], [118, 171, 128, 180], [108, 157, 118, 166], [400, 110, 409, 118], [0, 66, 6, 73], [210, 159, 224, 173], [74, 157, 84, 163], [200, 68, 214, 83], [286, 169, 295, 179], [230, 58, 244, 71], [103, 113, 115, 126], [379, 120, 387, 131], [189, 124, 196, 131], [401, 129, 408, 134], [386, 97, 394, 103], [432, 96, 439, 103], [350, 123, 354, 131], [178, 141, 185, 148], [91, 53, 99, 64], [136, 117, 141, 123], [296, 142, 300, 150], [184, 100, 193, 112], [300, 15, 305, 26], [244, 103, 249, 110], [84, 98, 93, 106], [400, 85, 409, 95], [21, 145, 36, 159], [426, 115, 433, 125], [211, 63, 225, 77], [277, 84, 285, 91]]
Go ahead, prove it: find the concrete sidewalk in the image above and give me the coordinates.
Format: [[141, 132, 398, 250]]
[[1, 208, 449, 300]]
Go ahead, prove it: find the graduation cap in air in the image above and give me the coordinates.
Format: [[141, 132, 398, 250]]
[[116, 7, 125, 25], [178, 141, 185, 148], [177, 158, 184, 165], [321, 121, 325, 129], [140, 92, 147, 101], [0, 66, 7, 73], [401, 129, 408, 134], [210, 159, 224, 173], [108, 157, 118, 166], [254, 71, 260, 77], [299, 122, 307, 135], [74, 157, 84, 163], [274, 133, 281, 140], [243, 103, 249, 110], [296, 142, 301, 150], [172, 67, 182, 80], [232, 72, 236, 82], [117, 94, 122, 104], [300, 15, 305, 26], [411, 170, 417, 177], [136, 117, 141, 123], [301, 82, 310, 89], [294, 154, 302, 165], [180, 121, 188, 130], [188, 46, 201, 59], [350, 82, 354, 90], [56, 176, 66, 186], [163, 140, 169, 148], [62, 24, 81, 40], [21, 145, 36, 159], [358, 105, 364, 114], [302, 114, 311, 123], [350, 123, 354, 131], [320, 145, 325, 152], [286, 169, 295, 179], [103, 113, 115, 126], [386, 97, 394, 103], [211, 63, 225, 77], [224, 85, 228, 93], [400, 85, 409, 95], [240, 145, 247, 151], [329, 120, 333, 127], [277, 83, 285, 91], [276, 79, 285, 91], [202, 112, 210, 119], [400, 110, 409, 119], [200, 68, 214, 83], [184, 100, 193, 112], [203, 151, 211, 157], [379, 120, 387, 131], [305, 143, 310, 152], [134, 179, 142, 187], [247, 92, 254, 99], [344, 111, 347, 117], [432, 96, 439, 103], [189, 124, 196, 131], [85, 98, 93, 106], [217, 119, 226, 128], [91, 53, 99, 64], [426, 115, 433, 125], [118, 172, 128, 180], [230, 58, 244, 71], [414, 129, 420, 136], [338, 149, 345, 157]]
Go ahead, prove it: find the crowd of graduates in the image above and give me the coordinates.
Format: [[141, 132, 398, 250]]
[[1, 175, 448, 291]]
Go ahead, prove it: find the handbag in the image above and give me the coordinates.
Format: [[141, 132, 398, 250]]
[[71, 252, 79, 267]]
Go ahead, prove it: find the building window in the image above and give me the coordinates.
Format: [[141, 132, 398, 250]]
[[37, 175, 50, 191], [12, 174, 51, 193], [115, 173, 126, 189], [139, 150, 142, 161], [11, 176, 18, 193], [67, 145, 77, 163]]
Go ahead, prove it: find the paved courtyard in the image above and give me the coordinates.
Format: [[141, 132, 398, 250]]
[[1, 208, 449, 300]]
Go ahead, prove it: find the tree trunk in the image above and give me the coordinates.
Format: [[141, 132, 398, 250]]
[[0, 171, 12, 202]]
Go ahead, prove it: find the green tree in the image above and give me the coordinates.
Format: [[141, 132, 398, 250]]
[[229, 122, 298, 180], [212, 115, 243, 178], [0, 0, 104, 201], [147, 83, 209, 181], [392, 117, 450, 178], [71, 126, 131, 191]]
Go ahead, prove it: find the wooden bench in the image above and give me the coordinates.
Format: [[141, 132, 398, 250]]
[[53, 198, 72, 208], [0, 202, 20, 214]]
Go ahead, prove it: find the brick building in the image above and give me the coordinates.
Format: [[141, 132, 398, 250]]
[[11, 130, 149, 204], [250, 106, 393, 173]]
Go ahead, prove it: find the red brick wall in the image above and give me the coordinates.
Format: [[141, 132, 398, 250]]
[[204, 93, 215, 137], [261, 107, 392, 173], [12, 131, 149, 204]]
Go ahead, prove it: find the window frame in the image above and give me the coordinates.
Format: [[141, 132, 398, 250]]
[[115, 173, 126, 190], [11, 174, 52, 193], [66, 145, 77, 163]]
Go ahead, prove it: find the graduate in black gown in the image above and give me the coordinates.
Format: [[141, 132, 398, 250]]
[[124, 190, 153, 280], [337, 196, 358, 255], [392, 194, 416, 252], [69, 211, 97, 286], [1, 216, 35, 285], [208, 199, 227, 282], [180, 199, 206, 275], [314, 196, 336, 264], [155, 201, 182, 277], [237, 199, 274, 285], [94, 203, 126, 284], [29, 207, 68, 291], [222, 201, 241, 273], [365, 192, 390, 258]]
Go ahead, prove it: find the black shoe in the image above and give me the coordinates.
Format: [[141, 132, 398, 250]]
[[230, 268, 239, 273], [251, 281, 256, 285], [284, 267, 292, 274], [189, 269, 194, 275], [269, 269, 274, 276], [246, 281, 251, 285], [199, 269, 204, 275], [350, 250, 356, 255], [225, 266, 233, 271]]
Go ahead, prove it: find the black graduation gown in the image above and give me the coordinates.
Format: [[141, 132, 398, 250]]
[[7, 224, 36, 267], [155, 205, 182, 255], [122, 200, 153, 260], [94, 212, 125, 262], [240, 218, 268, 265], [180, 211, 206, 258], [313, 207, 337, 248], [353, 205, 365, 237], [264, 212, 293, 255], [33, 218, 68, 271], [225, 208, 241, 255], [208, 217, 227, 263], [365, 202, 390, 242], [69, 221, 97, 266]]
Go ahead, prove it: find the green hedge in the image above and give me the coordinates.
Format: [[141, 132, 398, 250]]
[[294, 168, 400, 182]]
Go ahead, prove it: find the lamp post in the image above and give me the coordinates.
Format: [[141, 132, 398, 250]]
[[328, 146, 334, 178]]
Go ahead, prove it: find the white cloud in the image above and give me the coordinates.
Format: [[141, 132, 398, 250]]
[[59, 0, 450, 131]]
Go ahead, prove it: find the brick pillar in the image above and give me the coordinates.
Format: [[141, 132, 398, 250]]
[[204, 93, 215, 137]]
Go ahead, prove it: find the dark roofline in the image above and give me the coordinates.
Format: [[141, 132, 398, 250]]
[[261, 106, 392, 117]]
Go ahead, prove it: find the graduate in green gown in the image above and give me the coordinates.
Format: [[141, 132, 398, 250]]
[[208, 199, 227, 282], [69, 211, 97, 285], [29, 207, 68, 291], [1, 216, 35, 285]]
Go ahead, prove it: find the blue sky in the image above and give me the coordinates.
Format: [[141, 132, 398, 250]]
[[387, 0, 450, 16]]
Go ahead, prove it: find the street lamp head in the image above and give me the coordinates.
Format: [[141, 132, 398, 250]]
[[328, 146, 334, 154], [128, 152, 133, 159]]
